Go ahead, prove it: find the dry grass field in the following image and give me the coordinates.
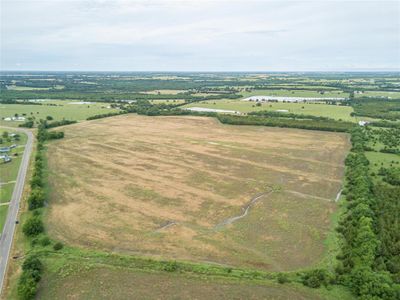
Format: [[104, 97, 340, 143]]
[[46, 115, 350, 271]]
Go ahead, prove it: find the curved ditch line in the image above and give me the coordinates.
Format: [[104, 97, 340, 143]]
[[155, 221, 178, 232], [214, 190, 274, 230]]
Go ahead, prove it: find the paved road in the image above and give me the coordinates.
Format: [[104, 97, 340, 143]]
[[0, 127, 33, 294]]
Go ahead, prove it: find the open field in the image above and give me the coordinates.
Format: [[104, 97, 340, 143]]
[[36, 257, 352, 300], [365, 151, 400, 175], [183, 99, 355, 121], [354, 91, 400, 99], [141, 89, 187, 95], [46, 115, 350, 271], [0, 101, 118, 127], [240, 89, 349, 99], [6, 85, 65, 91]]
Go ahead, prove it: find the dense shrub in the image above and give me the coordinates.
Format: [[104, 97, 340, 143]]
[[53, 242, 63, 251], [22, 217, 44, 236], [301, 269, 330, 288], [27, 188, 45, 210], [18, 256, 43, 300]]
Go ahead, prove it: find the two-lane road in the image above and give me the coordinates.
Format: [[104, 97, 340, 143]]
[[0, 127, 33, 294]]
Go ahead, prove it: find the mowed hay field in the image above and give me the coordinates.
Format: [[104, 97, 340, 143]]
[[46, 115, 350, 271]]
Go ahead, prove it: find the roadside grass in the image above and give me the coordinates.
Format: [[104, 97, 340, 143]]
[[0, 205, 9, 233], [0, 184, 14, 204], [0, 100, 118, 127], [183, 100, 355, 121]]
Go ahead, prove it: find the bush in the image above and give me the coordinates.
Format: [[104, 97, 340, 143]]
[[22, 256, 43, 273], [302, 269, 330, 288], [22, 217, 44, 236], [277, 273, 290, 284], [53, 242, 63, 251], [163, 261, 178, 272], [18, 256, 43, 300], [17, 272, 38, 300], [27, 189, 45, 210], [39, 236, 51, 246], [350, 267, 396, 299]]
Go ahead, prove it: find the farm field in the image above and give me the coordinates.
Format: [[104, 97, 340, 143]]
[[46, 115, 350, 271], [183, 99, 355, 121], [0, 101, 118, 127]]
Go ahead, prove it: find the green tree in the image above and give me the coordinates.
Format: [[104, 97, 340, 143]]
[[22, 217, 44, 236]]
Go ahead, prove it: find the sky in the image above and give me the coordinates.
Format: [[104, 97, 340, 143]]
[[1, 0, 399, 71]]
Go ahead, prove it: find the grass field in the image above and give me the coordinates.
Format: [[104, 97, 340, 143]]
[[0, 101, 118, 127], [183, 99, 355, 121], [141, 89, 187, 95], [240, 89, 349, 99], [6, 85, 65, 91], [354, 91, 400, 99], [46, 115, 350, 271], [36, 257, 350, 300], [365, 151, 400, 175], [0, 205, 8, 233]]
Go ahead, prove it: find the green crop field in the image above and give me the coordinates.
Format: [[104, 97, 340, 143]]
[[183, 99, 355, 121], [0, 100, 119, 127]]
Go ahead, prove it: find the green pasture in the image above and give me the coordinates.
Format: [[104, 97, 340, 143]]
[[0, 100, 119, 127], [183, 99, 355, 121]]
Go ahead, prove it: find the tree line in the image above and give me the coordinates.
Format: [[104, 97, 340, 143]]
[[18, 123, 65, 300], [335, 127, 399, 299]]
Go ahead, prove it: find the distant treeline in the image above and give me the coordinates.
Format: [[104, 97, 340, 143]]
[[217, 114, 354, 132], [18, 122, 66, 299], [0, 90, 241, 103], [249, 110, 334, 121], [351, 97, 400, 121], [120, 103, 355, 132], [86, 111, 126, 120]]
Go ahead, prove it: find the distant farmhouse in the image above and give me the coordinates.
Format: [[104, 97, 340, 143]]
[[3, 116, 25, 122]]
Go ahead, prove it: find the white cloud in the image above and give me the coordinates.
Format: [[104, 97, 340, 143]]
[[1, 0, 399, 71]]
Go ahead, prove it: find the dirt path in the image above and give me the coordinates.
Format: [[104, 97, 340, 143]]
[[285, 189, 332, 202]]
